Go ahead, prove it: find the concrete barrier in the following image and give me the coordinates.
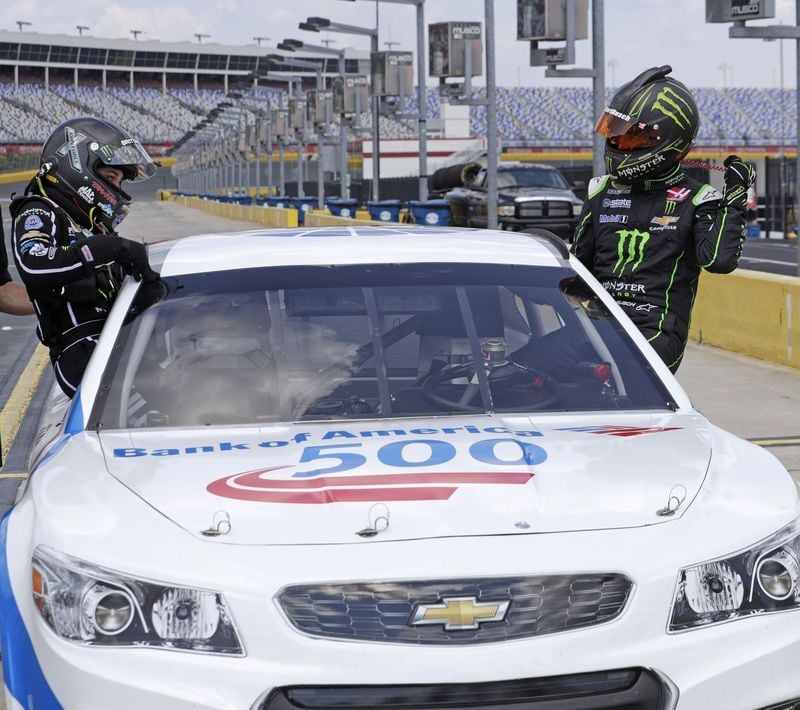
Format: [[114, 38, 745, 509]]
[[304, 210, 387, 227], [690, 269, 800, 369], [171, 195, 298, 228]]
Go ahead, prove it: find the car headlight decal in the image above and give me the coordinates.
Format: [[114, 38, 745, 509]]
[[670, 518, 800, 632], [31, 546, 243, 655], [151, 587, 220, 640]]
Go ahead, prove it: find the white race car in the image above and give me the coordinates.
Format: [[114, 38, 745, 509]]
[[2, 226, 798, 710]]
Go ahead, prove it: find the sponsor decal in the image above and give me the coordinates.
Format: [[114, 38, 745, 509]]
[[23, 215, 43, 231], [559, 425, 681, 437], [613, 229, 650, 276], [650, 87, 694, 129], [652, 215, 679, 225], [601, 198, 632, 209], [115, 429, 548, 505], [28, 243, 47, 257], [602, 280, 645, 294], [606, 187, 631, 195], [48, 247, 57, 259], [649, 224, 677, 232], [99, 145, 114, 160], [98, 202, 113, 216], [77, 185, 95, 203], [636, 303, 658, 312], [666, 186, 691, 203], [81, 245, 94, 263], [599, 214, 628, 224], [91, 180, 118, 206], [616, 154, 666, 178], [55, 126, 87, 172]]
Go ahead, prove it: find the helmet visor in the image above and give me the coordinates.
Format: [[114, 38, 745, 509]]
[[91, 138, 158, 182], [595, 108, 662, 150]]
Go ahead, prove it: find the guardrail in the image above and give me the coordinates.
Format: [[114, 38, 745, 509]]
[[165, 192, 800, 370]]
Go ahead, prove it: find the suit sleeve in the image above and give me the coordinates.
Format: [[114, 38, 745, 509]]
[[692, 184, 745, 274], [570, 200, 595, 269], [13, 200, 127, 296]]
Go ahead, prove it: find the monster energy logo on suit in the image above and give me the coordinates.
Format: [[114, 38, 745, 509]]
[[613, 229, 650, 276]]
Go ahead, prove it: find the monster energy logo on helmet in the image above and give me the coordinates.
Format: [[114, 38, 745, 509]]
[[613, 229, 650, 276], [651, 86, 695, 130]]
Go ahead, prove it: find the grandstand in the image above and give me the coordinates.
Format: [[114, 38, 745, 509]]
[[0, 29, 796, 150]]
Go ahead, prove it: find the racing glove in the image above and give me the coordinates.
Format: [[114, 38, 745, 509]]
[[118, 239, 160, 282], [723, 155, 756, 211], [76, 236, 160, 282]]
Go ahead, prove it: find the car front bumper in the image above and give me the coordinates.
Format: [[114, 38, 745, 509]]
[[5, 511, 800, 710]]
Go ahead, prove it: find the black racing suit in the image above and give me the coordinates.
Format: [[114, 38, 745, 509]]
[[10, 195, 124, 397], [571, 172, 745, 372]]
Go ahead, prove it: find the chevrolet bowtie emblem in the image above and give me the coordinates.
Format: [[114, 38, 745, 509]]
[[409, 596, 510, 630]]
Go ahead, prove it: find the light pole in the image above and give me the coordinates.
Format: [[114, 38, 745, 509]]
[[303, 16, 381, 201], [130, 29, 144, 41], [274, 47, 329, 209], [293, 35, 352, 199], [253, 36, 270, 46], [16, 21, 31, 32], [76, 25, 89, 36], [339, 0, 428, 200], [195, 33, 210, 43]]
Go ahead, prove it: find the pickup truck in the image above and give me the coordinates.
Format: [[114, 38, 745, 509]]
[[442, 162, 584, 239]]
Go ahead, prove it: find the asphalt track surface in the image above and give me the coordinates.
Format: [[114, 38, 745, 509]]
[[0, 195, 799, 707]]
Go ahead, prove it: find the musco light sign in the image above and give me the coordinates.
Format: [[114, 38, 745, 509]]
[[705, 0, 775, 23]]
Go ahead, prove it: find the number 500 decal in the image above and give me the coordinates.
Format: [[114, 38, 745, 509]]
[[207, 438, 547, 504]]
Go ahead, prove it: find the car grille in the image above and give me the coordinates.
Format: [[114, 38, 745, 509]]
[[277, 573, 632, 644], [517, 200, 573, 219], [261, 668, 670, 710]]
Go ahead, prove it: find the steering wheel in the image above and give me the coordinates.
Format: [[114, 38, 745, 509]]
[[420, 360, 561, 412]]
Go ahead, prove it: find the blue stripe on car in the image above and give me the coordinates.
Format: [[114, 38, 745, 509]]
[[64, 392, 84, 435], [0, 511, 63, 709]]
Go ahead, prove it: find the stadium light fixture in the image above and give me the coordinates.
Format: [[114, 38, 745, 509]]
[[338, 0, 427, 200], [16, 21, 32, 32], [253, 36, 271, 46], [130, 29, 144, 40], [195, 33, 211, 43], [76, 25, 89, 36]]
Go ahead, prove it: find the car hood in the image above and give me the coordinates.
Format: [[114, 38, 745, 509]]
[[100, 412, 712, 545], [499, 187, 579, 202]]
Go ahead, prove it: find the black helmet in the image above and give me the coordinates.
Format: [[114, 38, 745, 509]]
[[34, 117, 157, 231], [595, 65, 699, 184]]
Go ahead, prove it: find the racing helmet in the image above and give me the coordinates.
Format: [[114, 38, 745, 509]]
[[35, 117, 158, 231], [595, 65, 699, 184]]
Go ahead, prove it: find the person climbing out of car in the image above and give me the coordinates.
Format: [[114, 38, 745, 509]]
[[10, 116, 159, 397], [571, 65, 754, 373]]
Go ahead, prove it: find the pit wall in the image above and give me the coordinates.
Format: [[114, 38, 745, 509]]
[[166, 192, 800, 370]]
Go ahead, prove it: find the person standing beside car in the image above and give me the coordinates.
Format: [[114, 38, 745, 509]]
[[10, 117, 160, 398], [571, 65, 754, 373]]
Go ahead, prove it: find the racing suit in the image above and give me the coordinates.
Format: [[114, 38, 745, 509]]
[[571, 172, 745, 372], [10, 195, 148, 397]]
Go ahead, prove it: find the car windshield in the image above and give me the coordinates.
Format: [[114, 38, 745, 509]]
[[90, 263, 674, 429], [496, 168, 570, 190]]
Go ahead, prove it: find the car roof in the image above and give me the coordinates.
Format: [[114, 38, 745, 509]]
[[149, 226, 568, 277]]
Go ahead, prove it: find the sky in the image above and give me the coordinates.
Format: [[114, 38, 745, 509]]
[[2, 0, 798, 89]]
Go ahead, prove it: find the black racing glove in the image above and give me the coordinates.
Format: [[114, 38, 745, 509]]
[[118, 239, 160, 282], [76, 236, 159, 282], [723, 155, 756, 211]]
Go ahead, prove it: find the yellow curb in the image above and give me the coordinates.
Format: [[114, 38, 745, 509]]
[[0, 344, 50, 462], [751, 437, 800, 447], [0, 472, 28, 478]]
